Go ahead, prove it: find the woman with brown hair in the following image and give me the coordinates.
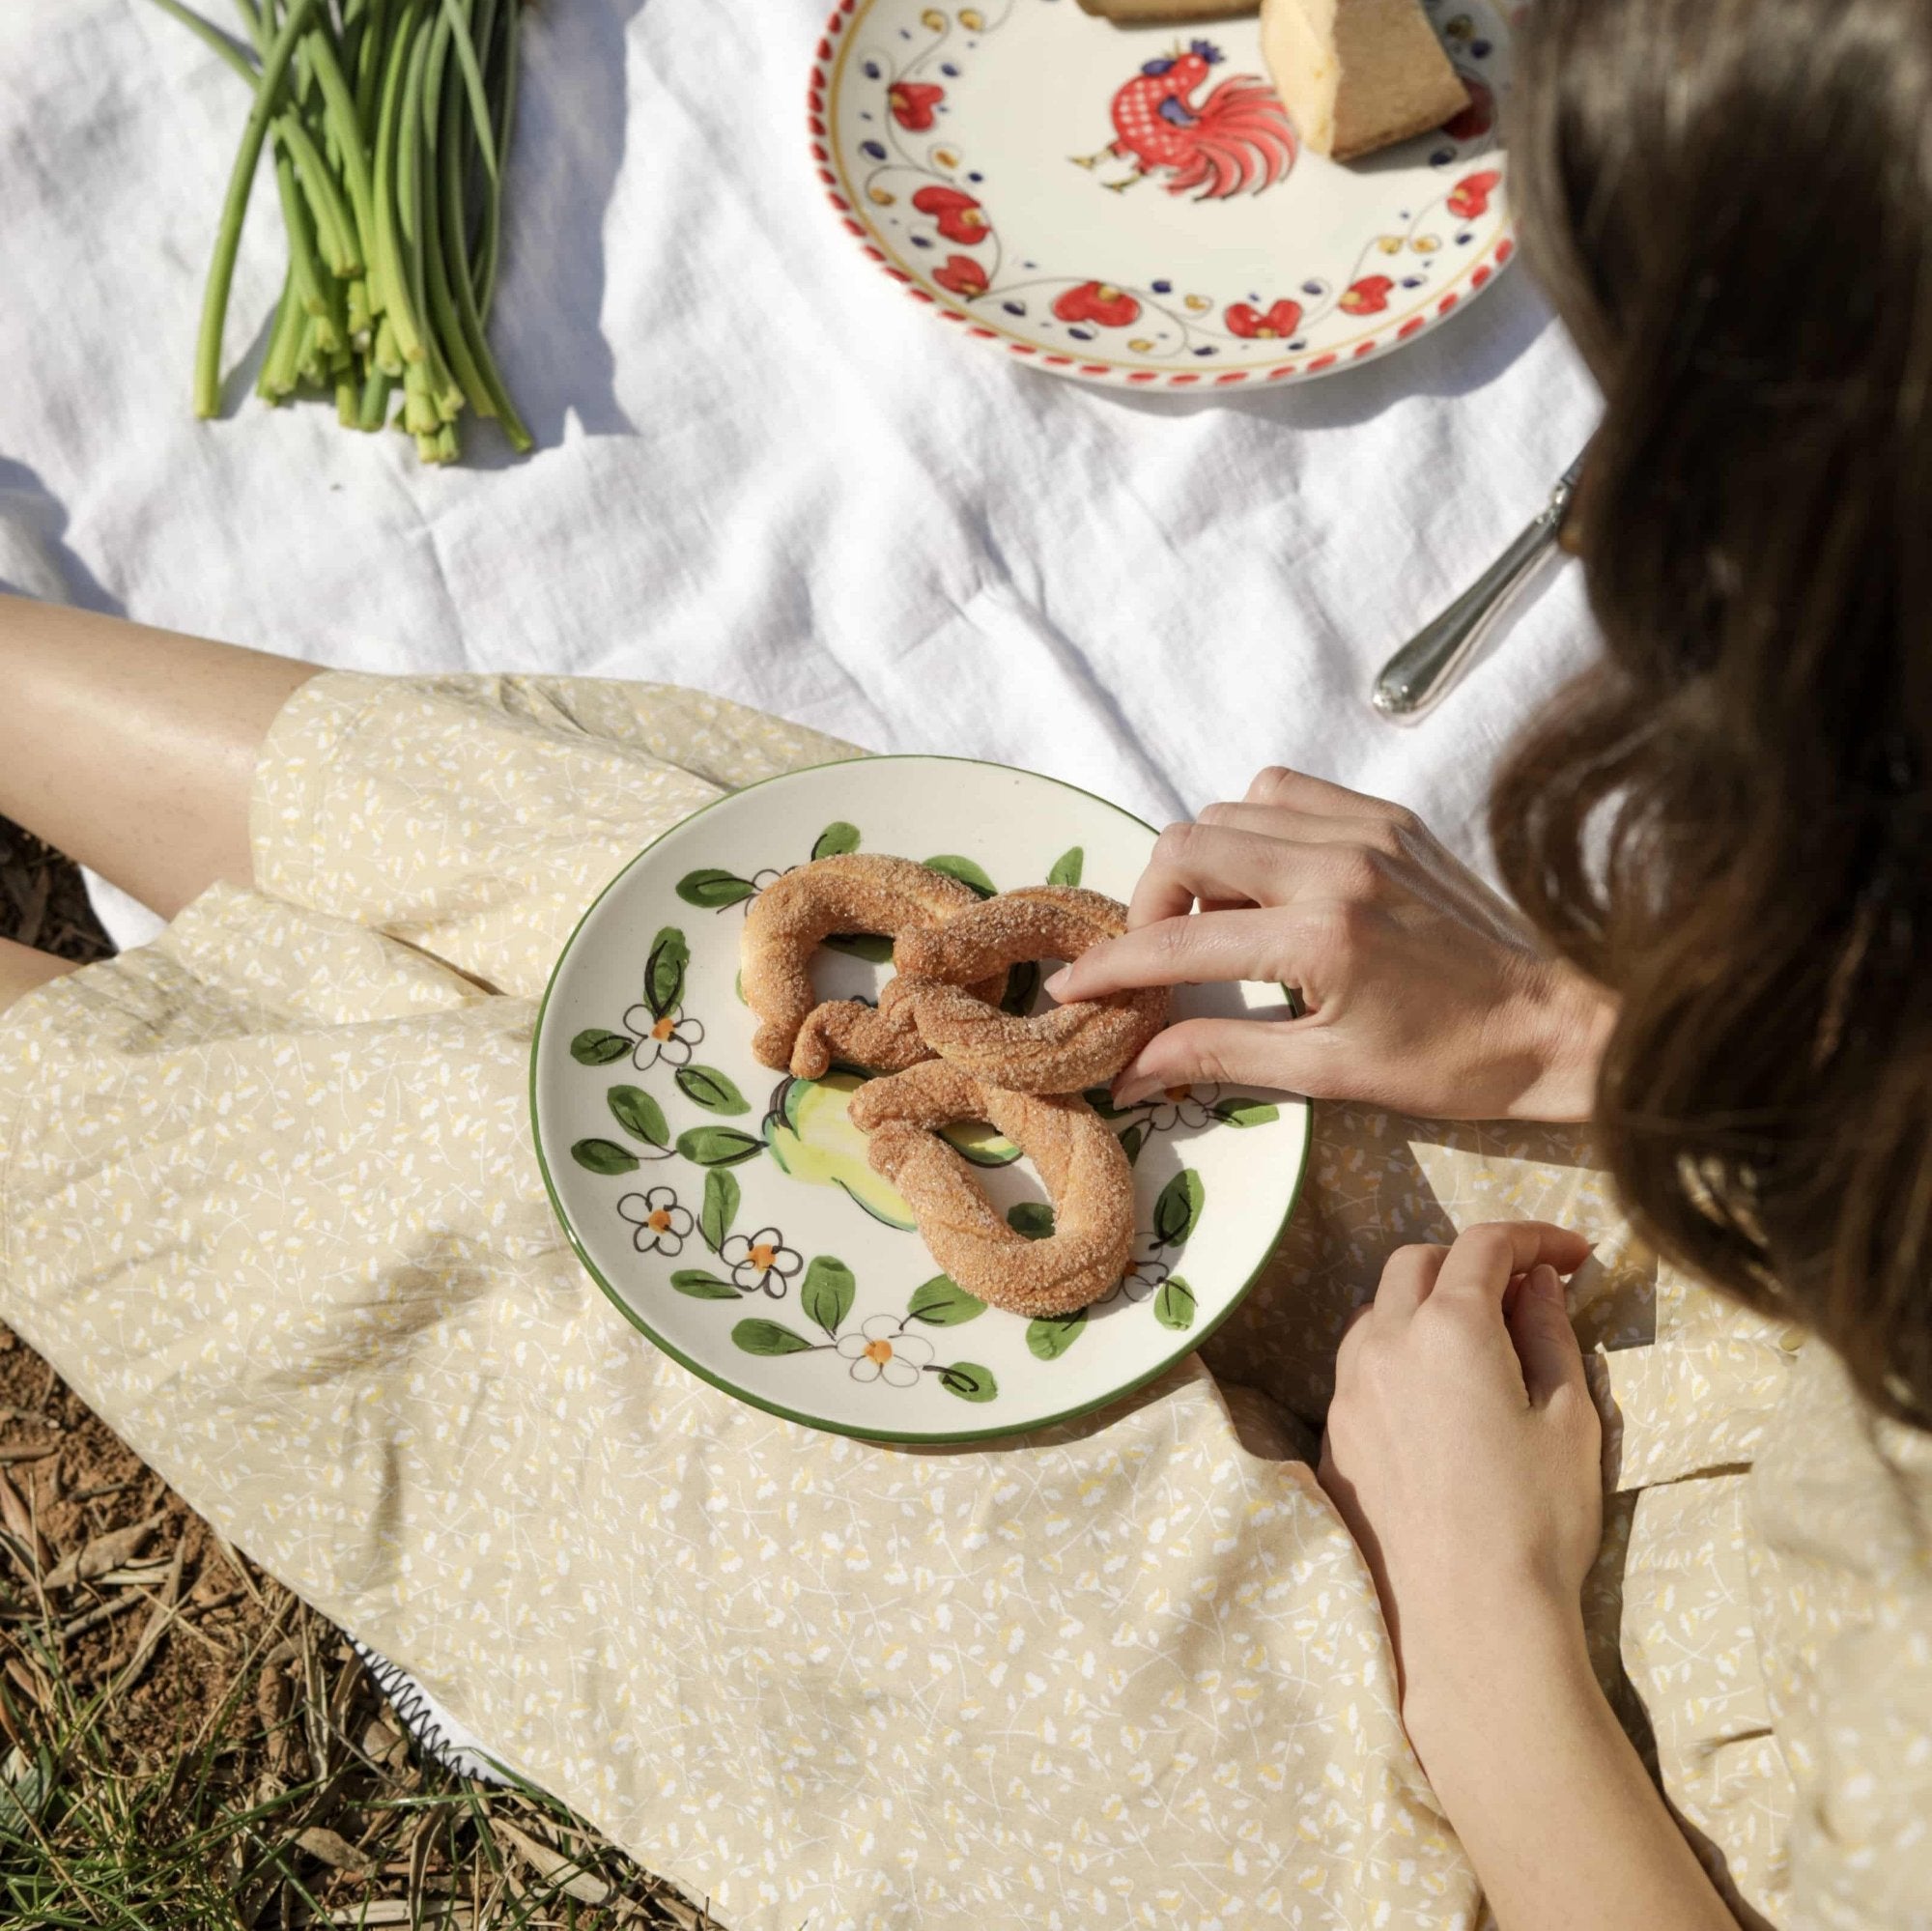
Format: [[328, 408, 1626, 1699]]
[[1055, 0, 1932, 1918], [1, 0, 1923, 1922]]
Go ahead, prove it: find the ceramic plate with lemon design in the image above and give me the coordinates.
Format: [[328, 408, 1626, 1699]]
[[810, 0, 1516, 390], [530, 755, 1310, 1442]]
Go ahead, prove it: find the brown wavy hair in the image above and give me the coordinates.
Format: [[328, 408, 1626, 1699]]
[[1492, 0, 1932, 1425]]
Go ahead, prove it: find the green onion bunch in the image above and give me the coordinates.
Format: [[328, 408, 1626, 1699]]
[[151, 0, 532, 464]]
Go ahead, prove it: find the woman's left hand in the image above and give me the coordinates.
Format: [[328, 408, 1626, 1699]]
[[1318, 1220, 1602, 1732], [1322, 1225, 1744, 1931]]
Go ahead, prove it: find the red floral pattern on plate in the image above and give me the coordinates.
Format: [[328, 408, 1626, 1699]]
[[1339, 275, 1393, 315], [1447, 169, 1502, 219], [1226, 298, 1303, 339], [934, 254, 988, 298], [1442, 76, 1493, 143], [1052, 282, 1142, 327], [911, 184, 989, 244], [889, 81, 944, 129]]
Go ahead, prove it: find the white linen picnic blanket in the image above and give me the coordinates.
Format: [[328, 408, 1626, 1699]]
[[0, 0, 1599, 958], [0, 0, 1601, 1822]]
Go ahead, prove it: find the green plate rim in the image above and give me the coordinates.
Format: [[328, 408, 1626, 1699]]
[[527, 752, 1313, 1444]]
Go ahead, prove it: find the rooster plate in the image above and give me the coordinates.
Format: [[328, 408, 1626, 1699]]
[[811, 0, 1517, 390]]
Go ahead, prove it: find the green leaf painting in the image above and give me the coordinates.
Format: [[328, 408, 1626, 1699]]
[[905, 1275, 985, 1325], [644, 926, 689, 1019], [1153, 1168, 1205, 1248], [922, 854, 996, 898], [811, 821, 861, 860], [608, 1085, 669, 1148], [801, 1256, 856, 1337], [732, 1319, 815, 1357], [1007, 1202, 1056, 1241], [676, 1064, 748, 1116], [1083, 1086, 1127, 1120], [1153, 1275, 1198, 1331], [699, 1170, 740, 1254], [571, 1138, 639, 1177], [676, 867, 757, 910], [669, 1269, 740, 1301], [1047, 846, 1084, 888], [937, 1361, 998, 1402], [570, 1029, 630, 1066], [823, 931, 895, 963], [1025, 1310, 1086, 1360], [1119, 1122, 1147, 1166], [676, 1126, 765, 1168], [1211, 1097, 1281, 1128]]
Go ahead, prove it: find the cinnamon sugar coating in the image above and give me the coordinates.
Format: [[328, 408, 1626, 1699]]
[[739, 855, 988, 1071], [848, 1060, 1135, 1318], [891, 886, 1168, 1093]]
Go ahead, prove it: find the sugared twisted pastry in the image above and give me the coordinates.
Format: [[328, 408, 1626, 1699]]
[[848, 1059, 1135, 1318], [740, 854, 1000, 1073], [888, 885, 1169, 1093]]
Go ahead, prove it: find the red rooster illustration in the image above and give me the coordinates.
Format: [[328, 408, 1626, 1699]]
[[1073, 41, 1296, 200]]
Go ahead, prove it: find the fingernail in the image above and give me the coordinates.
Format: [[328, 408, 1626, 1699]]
[[1530, 1263, 1561, 1299], [1113, 1076, 1155, 1107], [1042, 968, 1072, 999]]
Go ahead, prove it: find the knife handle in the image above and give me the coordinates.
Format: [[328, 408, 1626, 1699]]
[[1370, 494, 1571, 722]]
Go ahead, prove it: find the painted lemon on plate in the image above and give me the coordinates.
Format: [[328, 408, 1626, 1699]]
[[763, 1071, 1021, 1233], [765, 1073, 915, 1229]]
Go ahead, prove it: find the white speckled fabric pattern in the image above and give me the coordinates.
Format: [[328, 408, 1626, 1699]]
[[2, 671, 1927, 1929]]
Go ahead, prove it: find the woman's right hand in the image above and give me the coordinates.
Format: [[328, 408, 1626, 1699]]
[[1044, 767, 1616, 1122]]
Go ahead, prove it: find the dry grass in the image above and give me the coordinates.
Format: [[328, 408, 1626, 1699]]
[[0, 822, 726, 1930]]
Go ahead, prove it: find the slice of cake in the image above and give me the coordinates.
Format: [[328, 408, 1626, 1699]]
[[1260, 0, 1470, 160]]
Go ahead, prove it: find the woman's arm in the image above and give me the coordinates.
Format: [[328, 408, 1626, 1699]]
[[0, 593, 319, 920], [1321, 1223, 1737, 1931], [1401, 1618, 1738, 1931], [1073, 769, 1719, 1917], [1044, 765, 1617, 1122]]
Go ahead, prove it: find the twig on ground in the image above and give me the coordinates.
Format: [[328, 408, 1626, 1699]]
[[92, 1540, 185, 1705], [0, 1465, 51, 1570], [493, 1816, 614, 1907], [213, 1524, 272, 1609], [58, 1588, 153, 1642], [44, 1508, 166, 1588], [67, 1477, 138, 1503]]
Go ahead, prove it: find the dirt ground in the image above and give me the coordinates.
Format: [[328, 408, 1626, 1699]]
[[0, 819, 720, 1928]]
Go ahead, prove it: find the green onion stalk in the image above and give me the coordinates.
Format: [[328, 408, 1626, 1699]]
[[150, 0, 531, 463]]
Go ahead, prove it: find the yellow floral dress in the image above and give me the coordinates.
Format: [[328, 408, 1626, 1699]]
[[2, 672, 1926, 1929]]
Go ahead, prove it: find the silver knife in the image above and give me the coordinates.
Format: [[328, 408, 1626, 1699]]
[[1370, 452, 1587, 722]]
